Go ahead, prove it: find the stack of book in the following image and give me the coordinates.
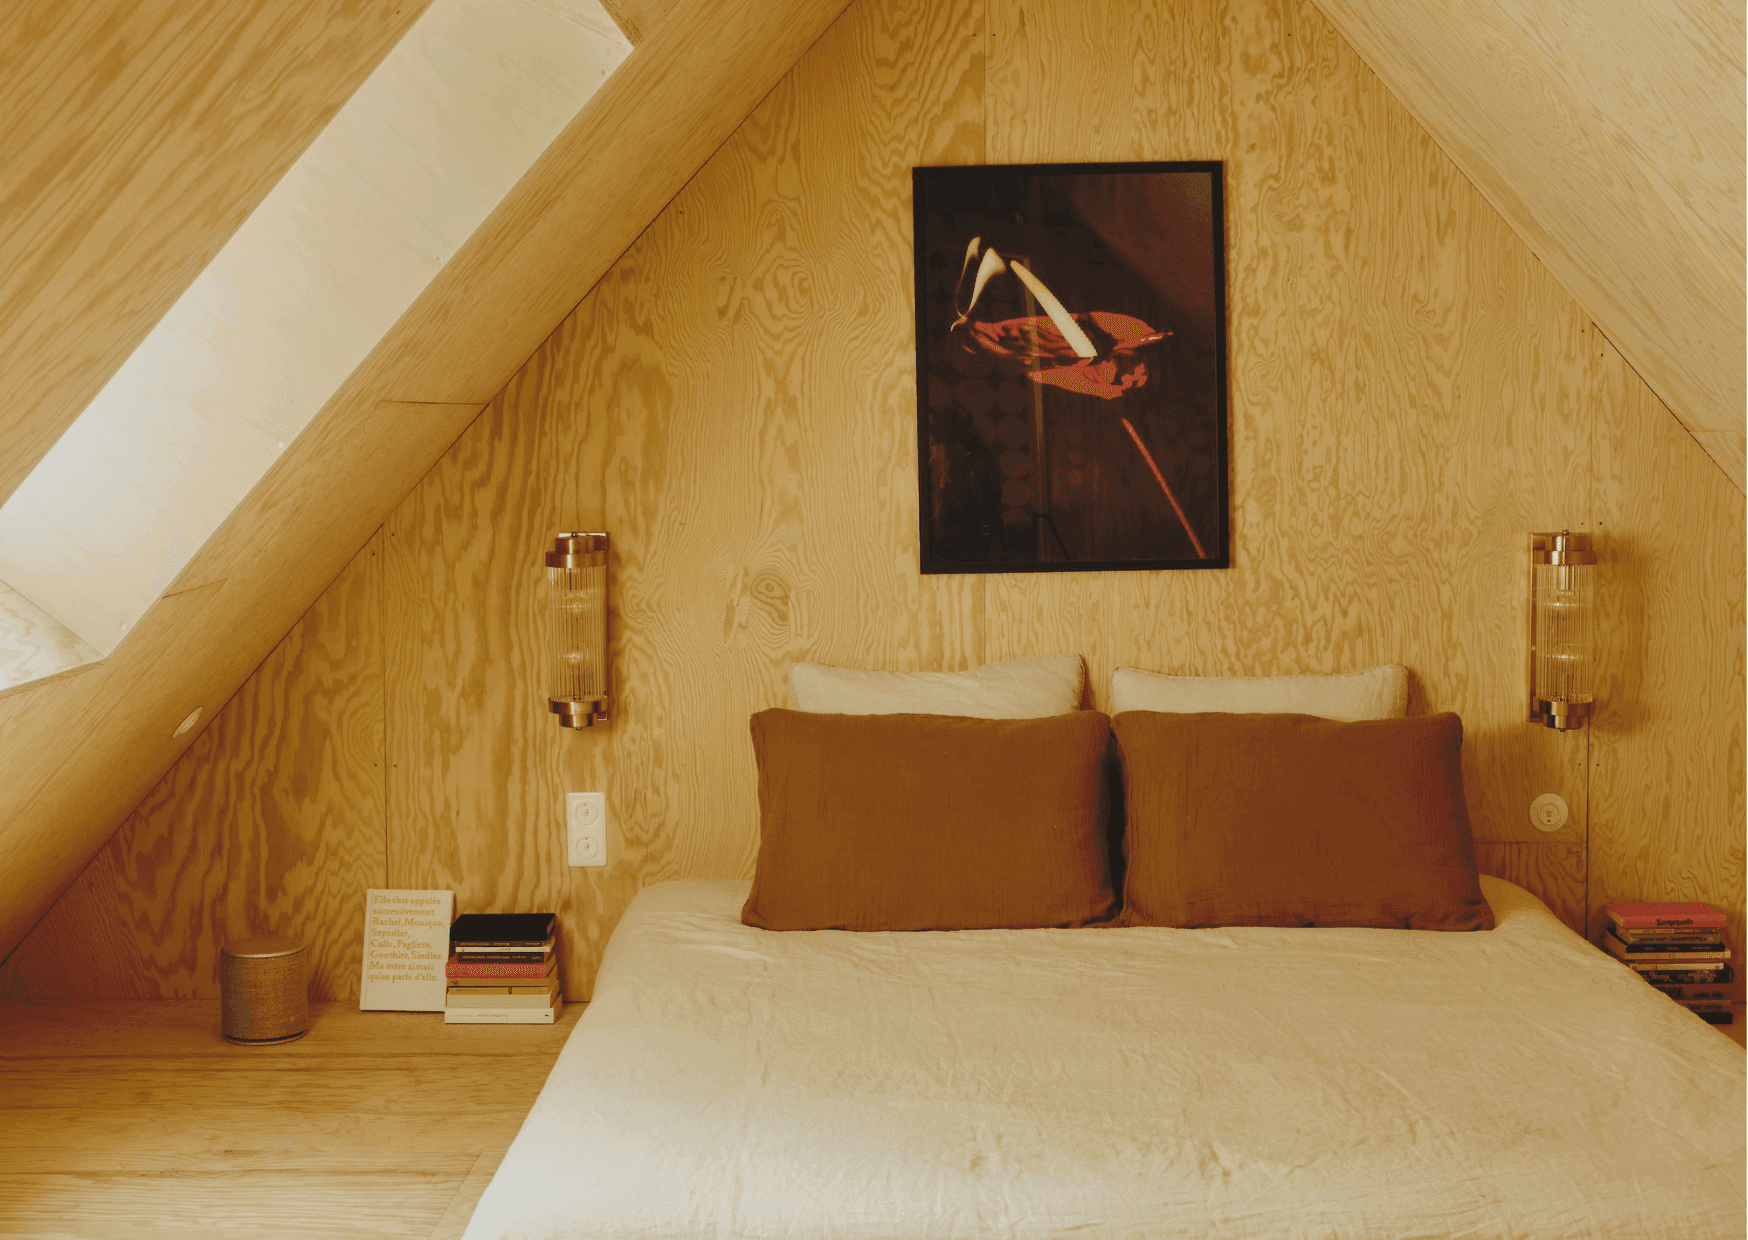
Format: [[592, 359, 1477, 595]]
[[1603, 902, 1737, 1025], [443, 912, 561, 1025]]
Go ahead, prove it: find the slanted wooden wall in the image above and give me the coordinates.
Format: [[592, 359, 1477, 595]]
[[5, 0, 1740, 1001]]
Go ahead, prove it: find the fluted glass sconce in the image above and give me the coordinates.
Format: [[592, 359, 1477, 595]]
[[1528, 531, 1596, 731], [547, 532, 609, 729]]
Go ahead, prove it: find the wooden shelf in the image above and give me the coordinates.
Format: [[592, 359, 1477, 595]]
[[0, 998, 583, 1238]]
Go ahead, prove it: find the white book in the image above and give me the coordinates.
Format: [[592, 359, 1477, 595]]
[[444, 1004, 559, 1024]]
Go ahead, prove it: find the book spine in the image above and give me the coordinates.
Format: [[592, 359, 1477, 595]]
[[443, 1007, 558, 1024], [1614, 927, 1725, 940], [1634, 965, 1735, 984], [450, 942, 554, 950], [446, 990, 559, 1008], [1651, 983, 1743, 1002], [1619, 953, 1731, 965], [1607, 914, 1728, 931], [1615, 951, 1727, 965], [454, 952, 551, 963], [1608, 930, 1720, 951], [1605, 934, 1730, 963], [446, 963, 556, 978]]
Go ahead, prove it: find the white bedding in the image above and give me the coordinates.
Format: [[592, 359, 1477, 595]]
[[464, 878, 1745, 1240]]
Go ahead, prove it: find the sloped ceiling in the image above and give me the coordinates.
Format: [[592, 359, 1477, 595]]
[[0, 0, 631, 670], [0, 0, 852, 964], [1306, 0, 1746, 492], [0, 0, 437, 510]]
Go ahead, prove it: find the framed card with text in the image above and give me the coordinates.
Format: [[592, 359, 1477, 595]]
[[913, 161, 1230, 573], [359, 889, 453, 1012]]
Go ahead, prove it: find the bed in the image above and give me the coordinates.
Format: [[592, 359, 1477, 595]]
[[462, 875, 1746, 1240]]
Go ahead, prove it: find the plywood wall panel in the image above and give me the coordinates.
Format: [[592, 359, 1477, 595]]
[[0, 536, 385, 999], [1590, 329, 1747, 951], [1475, 839, 1587, 932], [14, 0, 1741, 998], [980, 0, 1594, 872], [590, 0, 991, 916], [1305, 0, 1744, 488], [380, 343, 618, 983]]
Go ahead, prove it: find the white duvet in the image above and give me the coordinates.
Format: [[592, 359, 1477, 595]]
[[464, 878, 1745, 1240]]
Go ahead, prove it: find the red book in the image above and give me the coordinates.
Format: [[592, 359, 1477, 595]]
[[1605, 902, 1727, 931], [446, 955, 557, 979]]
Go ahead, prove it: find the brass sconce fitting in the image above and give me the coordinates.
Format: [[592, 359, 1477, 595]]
[[547, 532, 609, 728], [1528, 530, 1596, 731]]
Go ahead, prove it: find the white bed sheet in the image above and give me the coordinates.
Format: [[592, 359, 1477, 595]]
[[464, 877, 1745, 1240]]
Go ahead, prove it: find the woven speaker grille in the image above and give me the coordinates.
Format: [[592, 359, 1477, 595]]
[[221, 944, 308, 1044]]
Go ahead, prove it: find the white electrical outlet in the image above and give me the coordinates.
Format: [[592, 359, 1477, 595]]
[[567, 792, 607, 867], [1529, 793, 1569, 833]]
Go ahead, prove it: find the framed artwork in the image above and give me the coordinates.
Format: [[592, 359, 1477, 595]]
[[912, 161, 1229, 573]]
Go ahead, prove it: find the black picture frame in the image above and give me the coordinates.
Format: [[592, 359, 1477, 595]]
[[913, 161, 1230, 574]]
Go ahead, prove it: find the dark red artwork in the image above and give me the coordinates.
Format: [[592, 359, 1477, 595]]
[[914, 163, 1229, 573], [959, 312, 1166, 400]]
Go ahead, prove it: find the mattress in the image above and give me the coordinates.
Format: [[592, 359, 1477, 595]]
[[463, 877, 1745, 1240]]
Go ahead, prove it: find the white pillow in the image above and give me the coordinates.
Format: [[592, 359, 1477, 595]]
[[788, 654, 1085, 719], [1108, 665, 1408, 721]]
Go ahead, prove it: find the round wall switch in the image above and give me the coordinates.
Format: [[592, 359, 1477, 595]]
[[1529, 793, 1569, 832]]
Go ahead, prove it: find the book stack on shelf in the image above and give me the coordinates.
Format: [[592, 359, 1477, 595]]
[[444, 912, 561, 1025], [1603, 902, 1738, 1026]]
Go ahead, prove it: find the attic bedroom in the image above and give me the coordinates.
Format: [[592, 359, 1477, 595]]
[[1, 0, 1741, 1235]]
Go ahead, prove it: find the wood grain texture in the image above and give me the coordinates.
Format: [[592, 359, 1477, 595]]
[[1304, 0, 1745, 488], [0, 399, 480, 975], [0, 998, 582, 1238], [0, 0, 434, 508], [0, 0, 855, 972], [0, 537, 386, 1000], [981, 0, 1594, 863], [0, 582, 98, 691], [379, 0, 988, 999], [0, 0, 631, 654], [1474, 840, 1587, 932], [381, 358, 599, 988], [597, 0, 678, 42], [590, 0, 989, 902], [13, 0, 1743, 1000], [1691, 431, 1746, 496], [1589, 328, 1747, 952], [0, 579, 245, 967]]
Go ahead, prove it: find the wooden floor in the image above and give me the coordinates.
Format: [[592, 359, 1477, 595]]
[[0, 1000, 584, 1239], [1, 995, 1737, 1239]]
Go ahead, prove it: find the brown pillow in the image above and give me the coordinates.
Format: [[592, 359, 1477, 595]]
[[1114, 711, 1494, 931], [742, 709, 1117, 931]]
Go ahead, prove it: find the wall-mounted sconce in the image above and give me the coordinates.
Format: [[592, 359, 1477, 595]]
[[547, 532, 609, 729], [1528, 531, 1596, 731]]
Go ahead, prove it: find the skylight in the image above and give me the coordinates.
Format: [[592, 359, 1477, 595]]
[[0, 0, 629, 692]]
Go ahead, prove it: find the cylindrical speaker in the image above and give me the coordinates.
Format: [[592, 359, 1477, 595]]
[[221, 937, 309, 1045]]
